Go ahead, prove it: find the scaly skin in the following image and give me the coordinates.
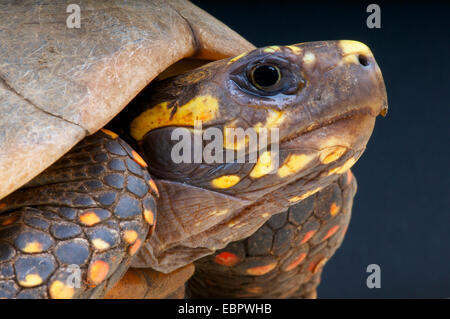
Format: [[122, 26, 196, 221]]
[[187, 171, 355, 298], [0, 131, 157, 298]]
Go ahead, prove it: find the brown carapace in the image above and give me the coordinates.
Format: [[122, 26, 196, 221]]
[[0, 41, 387, 298]]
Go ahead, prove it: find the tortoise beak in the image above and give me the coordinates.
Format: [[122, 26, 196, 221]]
[[337, 40, 388, 117]]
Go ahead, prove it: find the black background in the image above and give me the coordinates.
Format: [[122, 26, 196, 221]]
[[192, 0, 450, 298]]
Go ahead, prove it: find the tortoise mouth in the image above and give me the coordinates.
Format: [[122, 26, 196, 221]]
[[280, 106, 376, 146]]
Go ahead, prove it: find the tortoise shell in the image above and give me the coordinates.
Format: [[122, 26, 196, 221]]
[[0, 0, 254, 200]]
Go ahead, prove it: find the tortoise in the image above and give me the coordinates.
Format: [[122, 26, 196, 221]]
[[0, 0, 388, 299]]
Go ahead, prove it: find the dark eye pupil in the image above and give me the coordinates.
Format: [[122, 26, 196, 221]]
[[252, 65, 280, 88]]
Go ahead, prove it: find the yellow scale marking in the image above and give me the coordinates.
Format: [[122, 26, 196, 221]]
[[20, 274, 43, 287], [228, 52, 248, 64], [49, 280, 75, 299], [289, 187, 322, 203], [22, 242, 43, 253], [339, 40, 371, 65], [130, 95, 220, 141], [263, 46, 281, 53], [250, 151, 276, 178], [303, 52, 316, 65], [327, 157, 357, 176], [286, 45, 302, 55], [319, 146, 347, 164], [123, 230, 138, 244], [211, 175, 240, 189], [254, 109, 286, 134], [277, 154, 316, 178], [92, 238, 110, 250]]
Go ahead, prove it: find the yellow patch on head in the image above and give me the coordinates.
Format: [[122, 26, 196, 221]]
[[319, 146, 347, 164], [327, 157, 357, 176], [19, 274, 43, 287], [277, 154, 316, 178], [303, 52, 316, 65], [254, 110, 286, 133], [266, 110, 286, 127], [130, 95, 219, 141], [211, 175, 240, 189], [342, 55, 360, 64], [339, 41, 371, 65], [228, 52, 248, 64], [22, 242, 43, 253], [286, 45, 302, 55], [339, 40, 370, 55], [263, 46, 281, 53], [289, 187, 322, 203], [250, 151, 276, 178], [223, 121, 254, 150], [49, 280, 75, 299]]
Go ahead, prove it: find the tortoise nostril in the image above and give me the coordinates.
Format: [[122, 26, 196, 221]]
[[358, 54, 370, 67]]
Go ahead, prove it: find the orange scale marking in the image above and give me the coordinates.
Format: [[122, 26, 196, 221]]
[[309, 257, 328, 274], [246, 263, 277, 276], [346, 170, 353, 185], [300, 230, 317, 244], [123, 230, 138, 244], [132, 150, 148, 168], [330, 203, 340, 216], [323, 225, 340, 241], [285, 252, 307, 271], [214, 252, 240, 267], [88, 260, 110, 285], [100, 128, 118, 139], [128, 238, 142, 256], [1, 215, 17, 226], [148, 180, 159, 196], [143, 209, 155, 226], [79, 211, 101, 226]]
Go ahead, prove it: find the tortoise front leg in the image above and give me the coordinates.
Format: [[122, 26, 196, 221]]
[[186, 171, 356, 298], [104, 264, 195, 299], [0, 130, 157, 298]]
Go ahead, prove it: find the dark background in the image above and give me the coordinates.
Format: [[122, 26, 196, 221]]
[[192, 0, 450, 298]]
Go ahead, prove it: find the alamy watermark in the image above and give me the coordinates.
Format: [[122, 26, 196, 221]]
[[66, 4, 81, 29], [366, 264, 381, 288], [64, 264, 82, 288], [170, 120, 280, 171], [366, 4, 381, 29]]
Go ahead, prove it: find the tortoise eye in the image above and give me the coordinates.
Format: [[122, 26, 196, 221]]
[[249, 64, 281, 90]]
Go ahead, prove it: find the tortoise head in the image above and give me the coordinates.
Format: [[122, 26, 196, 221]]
[[125, 40, 388, 201]]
